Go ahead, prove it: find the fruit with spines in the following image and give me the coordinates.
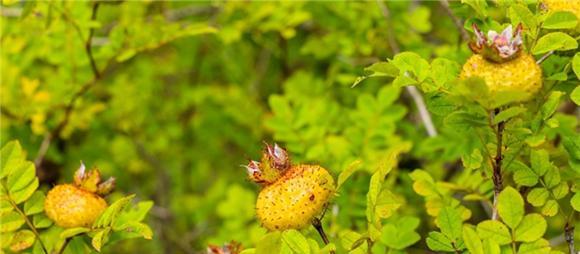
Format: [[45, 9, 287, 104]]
[[245, 143, 335, 231], [44, 163, 115, 228], [461, 24, 542, 103]]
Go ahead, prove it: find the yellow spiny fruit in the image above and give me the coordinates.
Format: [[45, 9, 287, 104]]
[[460, 54, 542, 100], [256, 165, 334, 230], [44, 163, 115, 228], [44, 184, 107, 228], [463, 24, 542, 103], [246, 143, 335, 231]]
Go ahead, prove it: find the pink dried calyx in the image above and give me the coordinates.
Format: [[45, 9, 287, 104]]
[[244, 142, 291, 185], [469, 23, 523, 63]]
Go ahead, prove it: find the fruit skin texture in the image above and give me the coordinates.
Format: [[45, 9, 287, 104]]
[[460, 54, 542, 101], [255, 164, 335, 231], [44, 184, 107, 228]]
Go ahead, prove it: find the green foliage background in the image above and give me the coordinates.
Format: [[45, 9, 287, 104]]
[[1, 1, 579, 253]]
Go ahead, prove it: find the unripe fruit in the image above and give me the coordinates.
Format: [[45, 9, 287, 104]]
[[44, 163, 115, 228], [463, 24, 542, 103], [246, 143, 335, 231]]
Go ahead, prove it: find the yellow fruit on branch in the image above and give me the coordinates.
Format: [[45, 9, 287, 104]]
[[246, 143, 335, 231], [462, 24, 542, 103], [44, 163, 115, 228]]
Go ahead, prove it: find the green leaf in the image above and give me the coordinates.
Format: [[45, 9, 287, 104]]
[[543, 11, 578, 29], [541, 200, 558, 217], [512, 161, 539, 187], [493, 106, 526, 124], [541, 91, 563, 120], [498, 187, 524, 229], [543, 167, 560, 188], [0, 211, 25, 233], [91, 228, 110, 252], [93, 194, 135, 228], [462, 0, 488, 16], [508, 5, 537, 35], [32, 213, 52, 229], [9, 229, 35, 252], [365, 62, 399, 77], [10, 178, 39, 204], [281, 229, 310, 254], [430, 58, 460, 88], [60, 227, 90, 239], [437, 207, 462, 241], [572, 53, 580, 80], [115, 221, 153, 240], [513, 214, 546, 242], [551, 182, 569, 200], [532, 32, 578, 55], [517, 239, 551, 254], [380, 217, 421, 250], [426, 231, 455, 252], [6, 161, 35, 193], [337, 160, 361, 190], [24, 191, 45, 215], [462, 225, 484, 254], [571, 86, 580, 106], [476, 220, 511, 245], [256, 232, 282, 254], [527, 188, 549, 207], [462, 149, 483, 170], [530, 150, 550, 176], [390, 52, 430, 82], [0, 141, 25, 180], [444, 111, 487, 132], [482, 239, 501, 254], [571, 192, 580, 212]]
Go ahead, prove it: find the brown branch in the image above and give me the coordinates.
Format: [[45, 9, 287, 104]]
[[376, 0, 438, 137], [439, 0, 470, 42], [491, 109, 505, 220], [34, 2, 103, 168], [565, 222, 576, 254], [312, 217, 335, 254], [86, 2, 101, 78]]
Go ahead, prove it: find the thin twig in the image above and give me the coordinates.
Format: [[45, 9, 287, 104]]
[[439, 0, 470, 42], [491, 109, 504, 220], [565, 222, 576, 254], [312, 217, 335, 254], [4, 185, 48, 254], [34, 2, 103, 167], [376, 0, 438, 137], [57, 238, 72, 254], [537, 50, 554, 64]]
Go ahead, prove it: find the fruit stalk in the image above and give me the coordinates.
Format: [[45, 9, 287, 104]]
[[491, 109, 505, 221], [312, 218, 335, 254]]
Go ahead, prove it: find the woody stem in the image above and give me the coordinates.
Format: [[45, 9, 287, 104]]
[[312, 217, 335, 254], [491, 108, 504, 220]]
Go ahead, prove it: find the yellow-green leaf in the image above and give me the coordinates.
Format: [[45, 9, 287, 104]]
[[497, 187, 524, 229]]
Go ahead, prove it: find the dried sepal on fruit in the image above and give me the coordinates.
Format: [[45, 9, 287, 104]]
[[461, 24, 542, 102], [44, 162, 115, 228], [207, 241, 243, 254], [247, 143, 335, 231]]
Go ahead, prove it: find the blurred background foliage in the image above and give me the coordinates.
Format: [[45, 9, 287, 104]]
[[1, 1, 578, 253]]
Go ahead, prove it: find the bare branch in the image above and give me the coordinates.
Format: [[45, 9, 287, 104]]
[[537, 50, 554, 64], [439, 0, 470, 42], [376, 0, 438, 137]]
